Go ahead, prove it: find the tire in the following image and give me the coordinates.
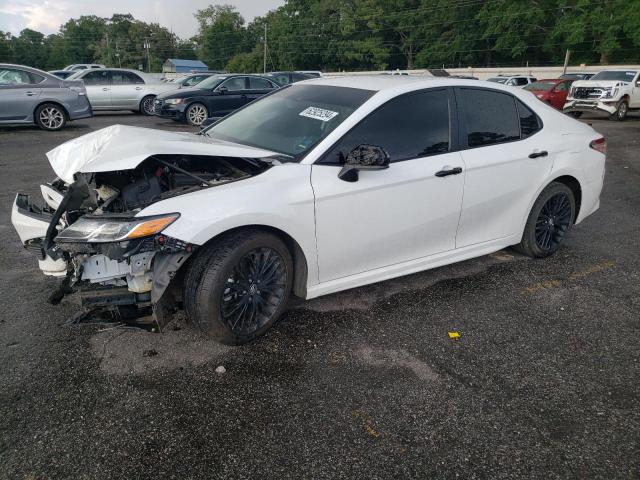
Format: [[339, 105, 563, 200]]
[[567, 111, 582, 119], [184, 229, 293, 345], [185, 102, 208, 126], [514, 182, 575, 258], [140, 95, 156, 116], [610, 99, 628, 121], [34, 103, 67, 131]]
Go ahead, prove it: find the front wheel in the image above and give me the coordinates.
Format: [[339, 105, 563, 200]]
[[610, 99, 628, 121], [184, 229, 293, 345], [140, 95, 156, 116], [185, 102, 208, 126], [514, 182, 575, 258], [35, 103, 67, 131]]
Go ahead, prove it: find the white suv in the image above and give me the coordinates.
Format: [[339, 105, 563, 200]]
[[11, 76, 606, 344], [563, 70, 640, 120], [487, 75, 537, 88]]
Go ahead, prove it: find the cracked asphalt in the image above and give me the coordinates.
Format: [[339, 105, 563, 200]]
[[1, 111, 639, 479]]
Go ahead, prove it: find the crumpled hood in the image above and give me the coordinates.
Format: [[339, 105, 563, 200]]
[[571, 80, 627, 89], [46, 124, 279, 183]]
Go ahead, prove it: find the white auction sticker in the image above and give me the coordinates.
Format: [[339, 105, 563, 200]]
[[299, 106, 339, 122]]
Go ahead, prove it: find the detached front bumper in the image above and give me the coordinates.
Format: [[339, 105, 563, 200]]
[[563, 99, 618, 115]]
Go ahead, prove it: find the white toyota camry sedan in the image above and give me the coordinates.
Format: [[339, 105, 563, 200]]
[[12, 76, 606, 344]]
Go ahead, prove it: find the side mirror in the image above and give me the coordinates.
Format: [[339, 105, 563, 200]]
[[216, 86, 228, 94], [338, 144, 390, 182]]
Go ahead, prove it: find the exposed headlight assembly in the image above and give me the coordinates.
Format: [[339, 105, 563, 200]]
[[55, 213, 179, 243], [164, 98, 183, 105]]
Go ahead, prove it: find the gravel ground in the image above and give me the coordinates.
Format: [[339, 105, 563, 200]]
[[0, 111, 638, 480]]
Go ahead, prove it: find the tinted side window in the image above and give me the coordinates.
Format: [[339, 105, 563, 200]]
[[516, 99, 541, 138], [220, 77, 246, 91], [322, 90, 450, 164], [83, 71, 111, 85], [273, 74, 290, 85], [249, 77, 276, 89], [458, 88, 520, 148], [555, 81, 569, 92]]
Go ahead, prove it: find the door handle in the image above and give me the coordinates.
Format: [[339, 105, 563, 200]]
[[25, 91, 36, 96], [102, 87, 109, 91], [135, 87, 142, 90], [529, 150, 548, 159], [435, 166, 463, 177]]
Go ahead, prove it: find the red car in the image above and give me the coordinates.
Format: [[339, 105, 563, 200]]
[[524, 79, 573, 110]]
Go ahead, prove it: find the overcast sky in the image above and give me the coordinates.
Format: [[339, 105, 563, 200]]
[[0, 0, 285, 38]]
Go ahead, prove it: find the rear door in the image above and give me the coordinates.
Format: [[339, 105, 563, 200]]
[[110, 71, 145, 109], [454, 87, 553, 247], [80, 70, 112, 109], [0, 68, 43, 121]]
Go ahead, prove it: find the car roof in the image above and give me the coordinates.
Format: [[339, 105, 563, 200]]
[[297, 74, 492, 91], [533, 78, 565, 83]]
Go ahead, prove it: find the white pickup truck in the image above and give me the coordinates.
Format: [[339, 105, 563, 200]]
[[563, 69, 640, 120]]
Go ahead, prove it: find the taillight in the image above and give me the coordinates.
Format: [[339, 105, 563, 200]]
[[589, 137, 606, 155]]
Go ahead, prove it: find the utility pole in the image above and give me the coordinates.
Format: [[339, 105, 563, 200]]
[[144, 37, 151, 72], [263, 24, 267, 74], [562, 49, 571, 75]]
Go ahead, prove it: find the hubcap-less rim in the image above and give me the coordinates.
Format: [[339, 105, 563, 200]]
[[187, 104, 207, 125], [618, 103, 627, 119], [535, 193, 572, 250], [143, 97, 155, 115], [39, 107, 64, 129], [220, 247, 287, 335]]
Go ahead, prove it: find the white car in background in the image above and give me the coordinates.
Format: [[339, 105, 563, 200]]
[[67, 68, 178, 115], [487, 75, 537, 87], [11, 76, 605, 344]]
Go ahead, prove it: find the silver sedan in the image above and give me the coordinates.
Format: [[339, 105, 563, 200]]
[[67, 68, 179, 115], [0, 63, 92, 131]]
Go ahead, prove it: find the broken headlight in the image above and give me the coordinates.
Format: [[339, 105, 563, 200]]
[[55, 213, 179, 243]]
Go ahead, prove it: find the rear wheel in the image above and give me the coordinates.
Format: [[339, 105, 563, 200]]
[[184, 229, 293, 345], [610, 99, 628, 121], [514, 182, 575, 258], [140, 95, 156, 116], [185, 102, 208, 126], [35, 103, 67, 131]]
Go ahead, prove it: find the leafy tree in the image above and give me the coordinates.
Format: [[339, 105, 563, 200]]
[[194, 5, 245, 69]]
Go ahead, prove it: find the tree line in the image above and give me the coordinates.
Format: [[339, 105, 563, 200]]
[[1, 0, 639, 73]]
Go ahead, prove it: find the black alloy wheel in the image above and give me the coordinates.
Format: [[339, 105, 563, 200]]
[[220, 247, 288, 335], [534, 192, 572, 251]]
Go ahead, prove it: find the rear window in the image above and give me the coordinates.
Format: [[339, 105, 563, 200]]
[[487, 77, 507, 84], [458, 88, 520, 148]]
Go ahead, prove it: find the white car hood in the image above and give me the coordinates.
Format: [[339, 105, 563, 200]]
[[46, 124, 279, 183], [571, 80, 627, 89]]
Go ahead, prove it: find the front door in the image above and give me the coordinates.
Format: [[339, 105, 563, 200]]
[[312, 89, 465, 282], [211, 77, 248, 115], [80, 70, 112, 109]]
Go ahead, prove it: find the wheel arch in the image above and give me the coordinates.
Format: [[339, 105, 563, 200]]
[[194, 224, 309, 299], [552, 174, 582, 222], [33, 100, 69, 120]]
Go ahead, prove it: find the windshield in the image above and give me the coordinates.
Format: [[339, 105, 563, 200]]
[[487, 77, 507, 84], [525, 81, 557, 91], [203, 84, 374, 158], [590, 71, 638, 82], [196, 75, 225, 89]]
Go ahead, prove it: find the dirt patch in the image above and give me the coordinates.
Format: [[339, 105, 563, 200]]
[[355, 346, 440, 382]]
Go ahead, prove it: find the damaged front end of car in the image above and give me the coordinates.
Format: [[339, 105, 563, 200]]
[[12, 150, 271, 330]]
